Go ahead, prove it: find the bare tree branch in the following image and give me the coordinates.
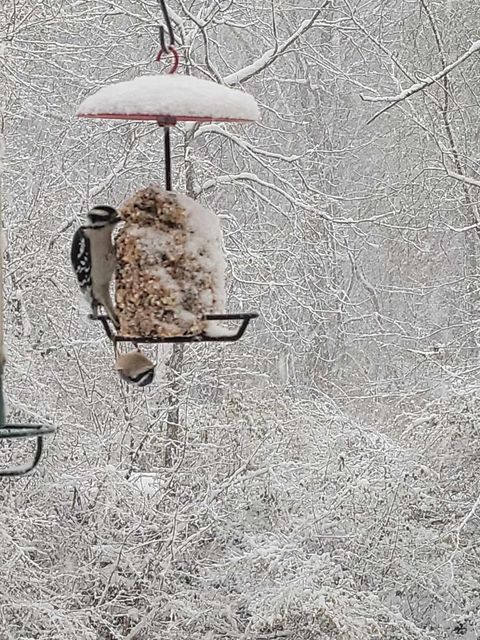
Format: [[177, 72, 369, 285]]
[[224, 5, 327, 85], [446, 169, 480, 189], [361, 39, 480, 124]]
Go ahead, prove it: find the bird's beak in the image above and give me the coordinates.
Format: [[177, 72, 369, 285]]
[[112, 216, 122, 224]]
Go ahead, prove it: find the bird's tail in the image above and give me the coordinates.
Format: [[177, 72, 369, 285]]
[[97, 289, 120, 331]]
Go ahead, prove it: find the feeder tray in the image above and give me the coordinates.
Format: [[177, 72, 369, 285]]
[[95, 312, 258, 346]]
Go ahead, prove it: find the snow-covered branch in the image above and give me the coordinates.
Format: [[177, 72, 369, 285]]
[[446, 169, 480, 189], [197, 172, 395, 225], [196, 123, 302, 163], [361, 39, 480, 123], [224, 6, 325, 85]]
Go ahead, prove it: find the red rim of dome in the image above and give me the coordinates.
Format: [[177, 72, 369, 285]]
[[77, 113, 255, 124]]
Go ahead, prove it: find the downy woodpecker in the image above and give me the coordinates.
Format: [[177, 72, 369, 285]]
[[71, 205, 120, 328]]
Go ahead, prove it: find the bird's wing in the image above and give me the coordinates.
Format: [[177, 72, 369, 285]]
[[70, 227, 92, 291]]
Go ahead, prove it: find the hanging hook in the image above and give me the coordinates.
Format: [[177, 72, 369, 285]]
[[156, 45, 179, 74]]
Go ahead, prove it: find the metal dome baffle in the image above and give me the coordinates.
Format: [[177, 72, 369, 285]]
[[76, 0, 258, 347], [0, 231, 54, 478]]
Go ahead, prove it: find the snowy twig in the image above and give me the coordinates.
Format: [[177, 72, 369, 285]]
[[361, 39, 480, 124], [198, 172, 395, 225], [197, 123, 302, 163], [224, 5, 327, 85], [445, 169, 480, 189]]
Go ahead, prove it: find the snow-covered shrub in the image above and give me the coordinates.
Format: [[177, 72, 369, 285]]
[[3, 388, 476, 639]]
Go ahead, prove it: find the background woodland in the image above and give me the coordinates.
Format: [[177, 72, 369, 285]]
[[0, 1, 479, 638]]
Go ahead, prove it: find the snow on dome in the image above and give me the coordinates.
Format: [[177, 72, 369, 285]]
[[77, 74, 260, 122]]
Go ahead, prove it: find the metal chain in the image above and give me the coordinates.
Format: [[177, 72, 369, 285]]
[[156, 0, 179, 73], [157, 0, 175, 54]]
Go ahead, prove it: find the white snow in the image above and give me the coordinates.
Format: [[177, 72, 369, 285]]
[[77, 74, 260, 122], [176, 192, 226, 313], [204, 322, 237, 338], [128, 191, 226, 312], [128, 472, 163, 498], [149, 264, 182, 298]]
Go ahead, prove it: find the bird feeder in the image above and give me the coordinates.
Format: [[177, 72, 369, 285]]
[[76, 2, 258, 348]]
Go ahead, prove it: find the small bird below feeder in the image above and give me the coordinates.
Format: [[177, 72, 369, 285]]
[[115, 350, 156, 387]]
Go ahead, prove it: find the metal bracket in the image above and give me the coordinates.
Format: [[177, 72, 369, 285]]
[[0, 424, 55, 477], [94, 312, 258, 345]]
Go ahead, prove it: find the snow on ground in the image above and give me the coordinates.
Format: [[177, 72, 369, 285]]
[[128, 472, 163, 498], [2, 389, 478, 638]]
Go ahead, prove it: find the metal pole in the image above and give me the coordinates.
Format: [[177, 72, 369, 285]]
[[0, 113, 6, 427], [164, 126, 172, 191]]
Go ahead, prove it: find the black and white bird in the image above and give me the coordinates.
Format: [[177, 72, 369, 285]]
[[70, 205, 121, 328]]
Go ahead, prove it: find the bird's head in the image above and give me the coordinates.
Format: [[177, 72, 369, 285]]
[[87, 205, 121, 228]]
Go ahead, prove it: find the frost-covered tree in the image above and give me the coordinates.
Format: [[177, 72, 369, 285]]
[[0, 1, 479, 638]]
